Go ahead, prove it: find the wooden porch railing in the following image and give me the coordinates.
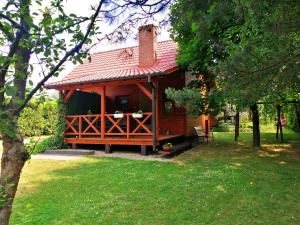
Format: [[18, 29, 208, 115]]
[[65, 112, 153, 139]]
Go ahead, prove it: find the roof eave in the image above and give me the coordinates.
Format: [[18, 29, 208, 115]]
[[45, 71, 168, 90]]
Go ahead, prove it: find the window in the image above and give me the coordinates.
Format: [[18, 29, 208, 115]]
[[115, 95, 129, 113]]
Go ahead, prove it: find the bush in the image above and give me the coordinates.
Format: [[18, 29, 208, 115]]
[[18, 99, 57, 137], [26, 135, 68, 154], [213, 122, 235, 132], [240, 122, 252, 132], [25, 94, 68, 154]]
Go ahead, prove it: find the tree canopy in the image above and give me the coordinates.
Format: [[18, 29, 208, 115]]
[[170, 0, 300, 106], [168, 0, 300, 147]]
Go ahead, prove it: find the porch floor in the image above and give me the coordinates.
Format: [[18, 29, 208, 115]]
[[65, 134, 183, 146]]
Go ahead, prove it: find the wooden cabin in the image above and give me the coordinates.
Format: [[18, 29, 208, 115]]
[[46, 24, 211, 155]]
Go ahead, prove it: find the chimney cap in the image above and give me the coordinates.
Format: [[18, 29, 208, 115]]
[[138, 24, 157, 31]]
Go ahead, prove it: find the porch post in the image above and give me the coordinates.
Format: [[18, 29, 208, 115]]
[[151, 82, 157, 151], [101, 86, 106, 139], [155, 80, 159, 140]]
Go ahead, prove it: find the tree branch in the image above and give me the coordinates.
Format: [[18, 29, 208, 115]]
[[0, 13, 22, 29], [0, 30, 24, 109], [14, 0, 105, 116]]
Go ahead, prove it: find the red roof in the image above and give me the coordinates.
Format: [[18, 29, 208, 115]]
[[46, 40, 178, 89]]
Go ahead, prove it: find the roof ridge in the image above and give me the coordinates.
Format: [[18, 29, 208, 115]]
[[92, 39, 174, 55]]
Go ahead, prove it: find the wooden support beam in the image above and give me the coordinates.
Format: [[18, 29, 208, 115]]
[[126, 114, 130, 139], [150, 79, 158, 151], [63, 89, 75, 103], [141, 145, 147, 155], [80, 88, 102, 95], [165, 66, 180, 74], [105, 144, 112, 153], [55, 78, 149, 91], [136, 83, 153, 100], [154, 80, 159, 139], [79, 116, 82, 138], [101, 86, 106, 139]]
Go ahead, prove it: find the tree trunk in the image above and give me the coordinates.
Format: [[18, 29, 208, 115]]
[[234, 111, 240, 141], [250, 104, 260, 148], [0, 130, 29, 225], [276, 105, 283, 142], [294, 103, 300, 132]]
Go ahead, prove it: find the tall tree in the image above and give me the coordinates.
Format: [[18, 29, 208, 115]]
[[0, 0, 170, 224], [168, 0, 300, 147]]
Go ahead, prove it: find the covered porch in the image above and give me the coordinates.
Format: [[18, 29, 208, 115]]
[[61, 77, 185, 154]]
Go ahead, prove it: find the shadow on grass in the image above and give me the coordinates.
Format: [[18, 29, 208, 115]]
[[12, 158, 185, 225], [176, 131, 300, 164]]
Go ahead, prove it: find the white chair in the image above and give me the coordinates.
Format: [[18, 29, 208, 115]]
[[194, 126, 214, 143]]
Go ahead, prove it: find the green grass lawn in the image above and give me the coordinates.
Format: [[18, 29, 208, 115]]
[[10, 130, 300, 225]]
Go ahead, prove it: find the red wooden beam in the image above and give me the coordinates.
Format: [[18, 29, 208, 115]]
[[136, 83, 153, 100], [82, 115, 100, 134], [101, 86, 106, 139], [65, 116, 78, 134], [127, 114, 130, 139], [154, 79, 159, 138], [165, 66, 180, 74], [132, 113, 152, 134], [63, 89, 75, 103], [105, 116, 125, 134], [55, 78, 148, 91]]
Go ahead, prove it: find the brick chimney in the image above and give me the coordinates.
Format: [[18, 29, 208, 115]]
[[138, 24, 157, 67]]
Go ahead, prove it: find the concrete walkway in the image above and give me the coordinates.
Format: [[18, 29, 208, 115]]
[[32, 150, 172, 162], [31, 154, 81, 161]]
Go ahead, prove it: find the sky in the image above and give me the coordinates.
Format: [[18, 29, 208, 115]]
[[41, 0, 172, 93]]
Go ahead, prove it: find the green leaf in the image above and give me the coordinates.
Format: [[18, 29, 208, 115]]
[[5, 86, 17, 96]]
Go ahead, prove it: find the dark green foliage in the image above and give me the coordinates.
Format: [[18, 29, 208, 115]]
[[27, 135, 68, 154], [170, 0, 300, 111], [51, 93, 68, 150], [25, 94, 68, 154], [213, 122, 235, 132], [165, 87, 207, 115], [286, 103, 300, 132]]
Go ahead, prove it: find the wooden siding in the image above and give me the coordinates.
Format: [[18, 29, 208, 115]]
[[156, 71, 187, 136]]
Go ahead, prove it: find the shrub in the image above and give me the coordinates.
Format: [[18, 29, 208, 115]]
[[240, 122, 252, 132], [213, 122, 235, 132], [18, 100, 57, 137], [26, 136, 68, 154], [25, 94, 68, 154]]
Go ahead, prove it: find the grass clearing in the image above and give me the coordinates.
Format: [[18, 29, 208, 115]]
[[10, 130, 300, 225]]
